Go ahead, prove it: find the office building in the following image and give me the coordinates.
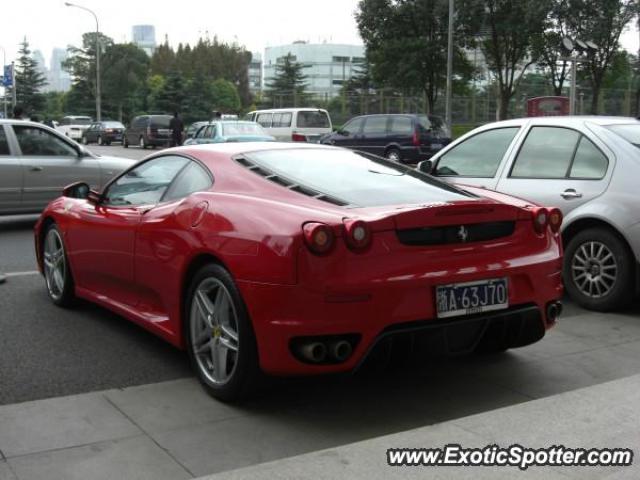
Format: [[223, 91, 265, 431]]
[[132, 25, 157, 56]]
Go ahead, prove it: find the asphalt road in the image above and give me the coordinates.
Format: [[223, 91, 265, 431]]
[[2, 144, 640, 417]]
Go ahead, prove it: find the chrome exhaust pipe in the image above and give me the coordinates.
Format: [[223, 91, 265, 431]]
[[297, 342, 327, 363], [329, 340, 353, 362]]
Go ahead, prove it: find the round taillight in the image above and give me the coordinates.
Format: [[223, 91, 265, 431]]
[[548, 208, 563, 234], [344, 219, 372, 251], [302, 222, 335, 255], [533, 208, 549, 235]]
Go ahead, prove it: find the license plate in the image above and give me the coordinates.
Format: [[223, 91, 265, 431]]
[[158, 129, 171, 135], [430, 143, 443, 150], [435, 278, 508, 318]]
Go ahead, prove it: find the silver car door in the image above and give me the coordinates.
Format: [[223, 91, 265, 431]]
[[431, 125, 524, 190], [0, 124, 23, 213], [13, 124, 101, 210], [496, 125, 611, 214]]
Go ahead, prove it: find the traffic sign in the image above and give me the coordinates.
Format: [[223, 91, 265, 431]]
[[2, 65, 13, 87]]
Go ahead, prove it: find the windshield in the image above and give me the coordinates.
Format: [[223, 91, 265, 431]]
[[243, 148, 474, 207], [296, 111, 331, 128], [418, 115, 450, 137], [604, 124, 640, 148], [221, 122, 266, 136], [103, 121, 124, 128], [150, 116, 172, 128], [67, 117, 92, 125]]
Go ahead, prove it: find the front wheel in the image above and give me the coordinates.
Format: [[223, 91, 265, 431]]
[[81, 136, 88, 145], [139, 136, 147, 149], [185, 264, 259, 401], [385, 148, 401, 162], [43, 224, 75, 307], [564, 227, 635, 311], [123, 135, 129, 148], [97, 136, 103, 146]]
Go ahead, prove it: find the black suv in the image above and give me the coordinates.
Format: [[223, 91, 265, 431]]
[[320, 114, 451, 163], [81, 121, 125, 145], [123, 115, 173, 149]]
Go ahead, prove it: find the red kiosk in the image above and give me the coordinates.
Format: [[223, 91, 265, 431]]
[[526, 96, 570, 117]]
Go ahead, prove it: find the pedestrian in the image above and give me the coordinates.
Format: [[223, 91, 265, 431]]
[[12, 105, 24, 119], [169, 111, 184, 147]]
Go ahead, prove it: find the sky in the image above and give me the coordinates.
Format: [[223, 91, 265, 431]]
[[0, 0, 638, 68]]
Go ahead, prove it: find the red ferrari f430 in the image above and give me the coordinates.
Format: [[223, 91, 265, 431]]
[[35, 143, 563, 400]]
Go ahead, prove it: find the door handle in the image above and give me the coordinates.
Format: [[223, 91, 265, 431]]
[[29, 166, 43, 172], [561, 189, 583, 199]]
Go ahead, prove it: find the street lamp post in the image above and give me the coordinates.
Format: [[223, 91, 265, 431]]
[[0, 46, 7, 118], [445, 0, 454, 128], [64, 2, 101, 122]]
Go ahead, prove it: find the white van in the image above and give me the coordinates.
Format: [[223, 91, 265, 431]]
[[245, 108, 332, 142], [55, 116, 93, 140]]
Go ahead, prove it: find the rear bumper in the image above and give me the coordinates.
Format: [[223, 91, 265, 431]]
[[147, 137, 171, 146]]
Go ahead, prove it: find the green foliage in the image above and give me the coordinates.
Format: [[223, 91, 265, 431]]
[[150, 71, 185, 113], [211, 79, 241, 113], [263, 53, 309, 107], [14, 38, 46, 114], [42, 91, 66, 121]]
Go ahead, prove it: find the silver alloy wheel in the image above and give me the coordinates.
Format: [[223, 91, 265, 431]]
[[190, 277, 240, 385], [139, 136, 145, 148], [82, 136, 87, 145], [98, 135, 103, 145], [386, 150, 400, 162], [44, 229, 66, 301], [571, 241, 618, 298]]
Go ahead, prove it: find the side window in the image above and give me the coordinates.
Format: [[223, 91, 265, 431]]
[[204, 125, 217, 137], [435, 127, 519, 177], [14, 126, 78, 156], [163, 162, 213, 202], [256, 113, 272, 128], [341, 117, 363, 136], [362, 116, 388, 135], [0, 127, 10, 155], [272, 113, 283, 127], [280, 112, 292, 127], [195, 126, 208, 138], [104, 156, 189, 206], [570, 136, 608, 179], [511, 127, 580, 179], [389, 116, 414, 135]]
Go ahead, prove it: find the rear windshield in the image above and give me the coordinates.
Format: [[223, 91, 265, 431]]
[[221, 122, 266, 136], [67, 117, 92, 125], [243, 148, 473, 207], [418, 115, 449, 136], [604, 124, 640, 148], [103, 121, 124, 128], [296, 111, 331, 128], [150, 116, 171, 128]]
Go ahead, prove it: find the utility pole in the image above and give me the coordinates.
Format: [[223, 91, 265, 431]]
[[0, 46, 7, 118], [445, 0, 454, 127], [11, 62, 16, 109]]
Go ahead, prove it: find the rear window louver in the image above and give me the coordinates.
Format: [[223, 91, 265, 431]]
[[235, 156, 351, 207]]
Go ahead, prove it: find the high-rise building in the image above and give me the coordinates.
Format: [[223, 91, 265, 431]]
[[263, 42, 365, 98], [33, 50, 47, 78], [248, 52, 262, 93], [132, 25, 157, 56], [45, 48, 71, 92]]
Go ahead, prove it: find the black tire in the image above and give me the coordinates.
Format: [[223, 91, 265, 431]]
[[385, 147, 401, 162], [42, 224, 76, 308], [123, 135, 129, 148], [105, 141, 111, 146], [184, 263, 260, 402], [564, 227, 635, 311], [139, 136, 147, 149]]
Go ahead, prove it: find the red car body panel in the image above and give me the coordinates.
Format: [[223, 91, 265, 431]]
[[35, 143, 563, 375]]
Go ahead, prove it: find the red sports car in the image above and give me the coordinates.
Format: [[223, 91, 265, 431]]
[[35, 143, 563, 401]]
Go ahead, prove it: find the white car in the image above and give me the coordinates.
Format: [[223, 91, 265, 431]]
[[420, 116, 640, 312], [245, 108, 332, 142], [56, 115, 93, 141]]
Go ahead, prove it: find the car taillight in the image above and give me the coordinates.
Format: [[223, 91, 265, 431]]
[[532, 207, 549, 235], [105, 128, 113, 133], [548, 208, 562, 234], [302, 222, 335, 255], [412, 129, 420, 146], [292, 133, 307, 142], [343, 219, 372, 251]]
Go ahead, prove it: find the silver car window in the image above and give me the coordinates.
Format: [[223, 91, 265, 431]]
[[570, 136, 608, 179], [510, 127, 580, 179], [0, 127, 10, 155], [435, 127, 519, 178], [14, 126, 78, 157]]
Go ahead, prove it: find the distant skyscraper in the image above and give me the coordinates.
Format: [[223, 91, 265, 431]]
[[132, 25, 157, 56], [33, 49, 47, 78], [45, 48, 71, 93], [248, 52, 262, 93]]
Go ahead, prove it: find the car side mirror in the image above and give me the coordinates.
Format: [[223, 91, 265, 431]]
[[87, 189, 102, 205], [417, 160, 433, 174], [62, 181, 90, 199]]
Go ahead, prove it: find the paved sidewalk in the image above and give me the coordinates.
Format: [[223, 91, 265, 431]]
[[200, 374, 640, 480]]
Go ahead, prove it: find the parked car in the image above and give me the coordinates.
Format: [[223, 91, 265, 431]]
[[81, 121, 125, 146], [55, 116, 93, 141], [185, 121, 208, 143], [245, 108, 332, 142], [35, 142, 562, 401], [123, 115, 173, 149], [321, 113, 451, 163], [0, 119, 134, 214], [183, 121, 274, 145], [419, 116, 640, 312]]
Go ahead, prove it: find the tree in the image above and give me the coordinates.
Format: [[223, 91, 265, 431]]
[[150, 40, 175, 76], [101, 43, 150, 121], [571, 0, 639, 113], [211, 79, 241, 112], [472, 0, 552, 119], [356, 0, 477, 113], [14, 38, 46, 114], [150, 71, 185, 113], [183, 73, 215, 122], [536, 0, 574, 96], [264, 53, 309, 107]]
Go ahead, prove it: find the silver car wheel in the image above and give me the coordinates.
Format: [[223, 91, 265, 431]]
[[571, 241, 617, 298], [44, 229, 66, 301], [386, 149, 401, 162], [190, 277, 240, 385]]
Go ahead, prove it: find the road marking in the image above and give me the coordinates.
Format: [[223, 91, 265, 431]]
[[3, 270, 40, 278]]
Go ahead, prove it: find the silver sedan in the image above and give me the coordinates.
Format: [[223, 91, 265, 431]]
[[421, 116, 640, 312], [0, 119, 135, 215]]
